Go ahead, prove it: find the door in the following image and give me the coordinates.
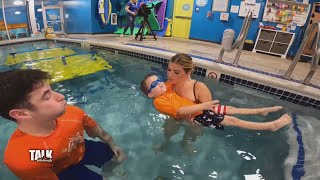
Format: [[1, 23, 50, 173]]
[[42, 1, 65, 33], [172, 0, 194, 38]]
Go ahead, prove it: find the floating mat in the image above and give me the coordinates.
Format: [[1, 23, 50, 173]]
[[5, 48, 76, 65], [21, 54, 112, 84]]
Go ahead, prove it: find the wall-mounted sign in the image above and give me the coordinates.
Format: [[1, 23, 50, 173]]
[[238, 2, 261, 18], [212, 0, 229, 12], [196, 0, 208, 7], [220, 13, 229, 21], [262, 0, 310, 26], [182, 4, 191, 11], [195, 7, 200, 13], [111, 13, 117, 25]]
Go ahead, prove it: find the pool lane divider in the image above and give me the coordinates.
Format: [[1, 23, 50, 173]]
[[291, 113, 305, 180], [11, 52, 97, 66], [8, 46, 66, 56]]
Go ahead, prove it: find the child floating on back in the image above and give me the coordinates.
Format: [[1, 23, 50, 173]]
[[140, 74, 291, 131]]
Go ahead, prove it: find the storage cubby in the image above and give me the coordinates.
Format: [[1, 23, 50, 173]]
[[253, 28, 295, 58]]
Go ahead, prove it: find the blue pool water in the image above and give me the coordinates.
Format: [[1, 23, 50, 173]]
[[0, 41, 319, 179]]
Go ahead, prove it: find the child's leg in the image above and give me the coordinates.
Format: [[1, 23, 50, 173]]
[[214, 105, 283, 116], [221, 114, 291, 131]]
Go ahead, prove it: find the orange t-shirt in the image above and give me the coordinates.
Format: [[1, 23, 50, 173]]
[[3, 105, 98, 180], [153, 83, 201, 118]]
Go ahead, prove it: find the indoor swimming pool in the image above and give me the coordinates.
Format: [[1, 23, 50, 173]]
[[0, 41, 319, 180]]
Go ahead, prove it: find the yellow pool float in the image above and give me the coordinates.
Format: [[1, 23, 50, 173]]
[[21, 54, 112, 84], [6, 48, 76, 65]]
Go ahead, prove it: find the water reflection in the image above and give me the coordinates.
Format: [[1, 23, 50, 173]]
[[237, 150, 257, 161]]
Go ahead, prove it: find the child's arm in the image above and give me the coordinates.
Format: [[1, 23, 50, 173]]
[[177, 100, 219, 116]]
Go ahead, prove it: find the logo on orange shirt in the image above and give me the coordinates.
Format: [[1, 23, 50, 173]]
[[29, 150, 53, 162], [62, 132, 84, 153]]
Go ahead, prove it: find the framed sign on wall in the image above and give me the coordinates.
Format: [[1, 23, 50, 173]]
[[262, 0, 310, 26], [238, 1, 261, 18], [212, 0, 229, 12], [111, 13, 117, 25], [196, 0, 208, 7]]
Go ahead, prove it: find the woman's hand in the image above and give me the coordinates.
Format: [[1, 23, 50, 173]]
[[131, 11, 137, 16], [184, 100, 220, 125], [201, 100, 220, 111], [111, 145, 126, 163]]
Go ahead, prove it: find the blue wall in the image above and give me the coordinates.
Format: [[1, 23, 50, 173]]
[[190, 0, 267, 43], [63, 0, 120, 34], [0, 6, 28, 24], [165, 0, 174, 19], [91, 0, 119, 33], [90, 0, 172, 33], [35, 5, 44, 31], [0, 0, 314, 56], [64, 0, 93, 33], [0, 5, 44, 31], [61, 0, 314, 57], [188, 0, 315, 58]]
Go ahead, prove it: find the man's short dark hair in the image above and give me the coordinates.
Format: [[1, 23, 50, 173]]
[[0, 69, 51, 122], [140, 74, 154, 96]]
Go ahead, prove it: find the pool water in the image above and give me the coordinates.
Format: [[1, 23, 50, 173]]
[[0, 41, 319, 180]]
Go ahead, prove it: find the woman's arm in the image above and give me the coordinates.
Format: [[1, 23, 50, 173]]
[[195, 82, 213, 103], [177, 100, 219, 115], [125, 5, 136, 15]]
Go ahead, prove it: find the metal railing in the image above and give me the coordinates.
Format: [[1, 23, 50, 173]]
[[284, 22, 320, 84], [2, 0, 11, 40], [218, 11, 253, 65]]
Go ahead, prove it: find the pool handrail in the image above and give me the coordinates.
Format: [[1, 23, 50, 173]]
[[283, 22, 320, 84], [218, 11, 253, 65]]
